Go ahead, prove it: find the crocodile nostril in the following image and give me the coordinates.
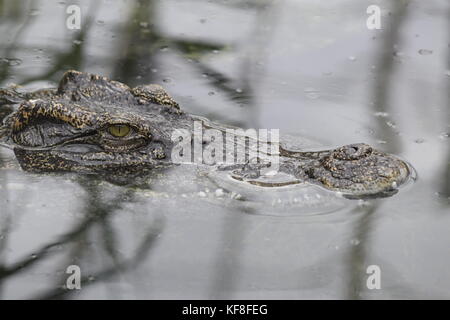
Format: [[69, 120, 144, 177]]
[[343, 146, 359, 157], [331, 143, 373, 160]]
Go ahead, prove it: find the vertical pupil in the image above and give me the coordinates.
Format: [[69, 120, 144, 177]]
[[109, 124, 130, 136]]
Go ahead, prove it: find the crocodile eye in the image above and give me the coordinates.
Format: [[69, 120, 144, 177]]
[[108, 124, 131, 137]]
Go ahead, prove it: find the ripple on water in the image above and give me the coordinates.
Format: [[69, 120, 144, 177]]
[[206, 169, 353, 218]]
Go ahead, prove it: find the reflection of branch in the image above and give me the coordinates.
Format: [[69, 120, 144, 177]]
[[344, 1, 410, 299], [40, 178, 164, 300], [0, 177, 164, 299], [0, 195, 116, 280], [0, 163, 12, 298], [344, 204, 376, 299], [17, 1, 100, 86], [0, 0, 37, 83], [206, 0, 276, 298], [111, 0, 256, 122], [0, 167, 33, 295], [371, 1, 409, 154], [191, 61, 252, 104], [439, 6, 450, 201], [34, 218, 163, 300], [0, 177, 124, 280], [209, 206, 255, 298]]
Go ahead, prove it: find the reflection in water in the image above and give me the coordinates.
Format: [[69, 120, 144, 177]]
[[208, 1, 278, 298], [209, 206, 255, 299], [17, 1, 100, 86], [111, 0, 157, 84], [344, 204, 377, 299], [440, 5, 450, 201], [0, 0, 449, 299], [0, 0, 32, 82], [0, 177, 164, 299], [370, 0, 409, 154], [345, 0, 408, 299]]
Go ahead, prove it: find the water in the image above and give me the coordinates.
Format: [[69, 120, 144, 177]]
[[0, 0, 449, 299]]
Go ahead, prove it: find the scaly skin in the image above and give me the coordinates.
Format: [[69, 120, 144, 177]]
[[0, 70, 412, 198]]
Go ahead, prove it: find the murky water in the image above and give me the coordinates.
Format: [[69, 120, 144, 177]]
[[0, 0, 449, 299]]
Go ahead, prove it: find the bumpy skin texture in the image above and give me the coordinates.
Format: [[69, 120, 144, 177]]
[[0, 70, 411, 197]]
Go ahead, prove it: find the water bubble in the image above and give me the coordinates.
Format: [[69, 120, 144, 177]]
[[445, 70, 450, 77], [30, 254, 37, 259], [374, 111, 389, 117], [350, 239, 360, 246], [198, 191, 207, 198], [376, 140, 387, 145], [418, 49, 433, 55], [215, 189, 224, 197], [159, 45, 168, 52], [150, 68, 158, 73], [139, 22, 149, 28], [414, 138, 425, 144], [230, 192, 242, 200], [348, 56, 357, 61], [96, 20, 105, 25], [235, 88, 243, 93], [439, 132, 449, 140], [208, 91, 215, 96], [386, 121, 396, 128], [87, 275, 95, 282], [73, 40, 82, 45]]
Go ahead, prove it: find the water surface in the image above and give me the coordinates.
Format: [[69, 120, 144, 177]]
[[0, 0, 449, 299]]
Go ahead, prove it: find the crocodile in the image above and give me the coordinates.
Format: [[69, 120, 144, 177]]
[[0, 70, 412, 198]]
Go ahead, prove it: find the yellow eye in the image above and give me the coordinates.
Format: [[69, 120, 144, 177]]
[[108, 124, 131, 137]]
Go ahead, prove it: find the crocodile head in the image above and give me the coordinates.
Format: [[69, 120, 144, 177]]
[[0, 70, 188, 174], [0, 70, 413, 197]]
